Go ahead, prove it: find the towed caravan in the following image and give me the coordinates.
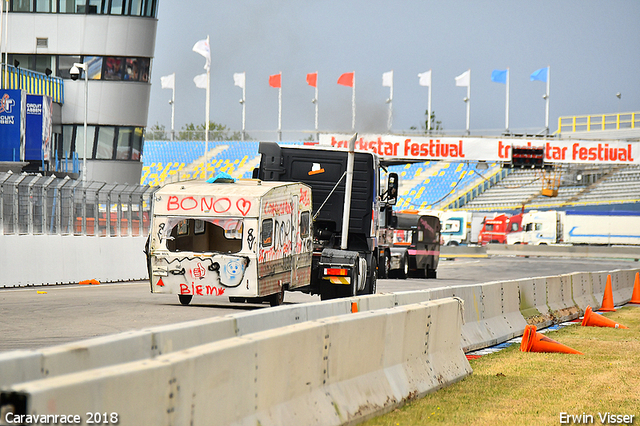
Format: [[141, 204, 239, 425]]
[[146, 178, 313, 306]]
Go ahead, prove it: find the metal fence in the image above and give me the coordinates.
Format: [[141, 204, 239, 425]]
[[0, 172, 157, 236]]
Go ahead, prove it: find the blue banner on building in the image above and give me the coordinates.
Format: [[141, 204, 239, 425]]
[[25, 94, 53, 162], [0, 89, 26, 162]]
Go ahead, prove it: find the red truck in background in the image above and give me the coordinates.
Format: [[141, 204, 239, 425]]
[[477, 212, 523, 245]]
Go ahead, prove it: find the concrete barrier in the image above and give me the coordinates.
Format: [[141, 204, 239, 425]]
[[0, 235, 148, 287], [0, 298, 471, 426], [2, 266, 639, 415], [517, 277, 554, 327], [611, 269, 634, 304], [545, 275, 580, 322], [570, 272, 599, 311]]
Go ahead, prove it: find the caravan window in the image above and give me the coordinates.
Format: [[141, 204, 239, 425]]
[[300, 211, 310, 238], [165, 218, 243, 254], [262, 219, 273, 247]]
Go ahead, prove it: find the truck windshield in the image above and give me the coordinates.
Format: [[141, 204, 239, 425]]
[[164, 217, 243, 254]]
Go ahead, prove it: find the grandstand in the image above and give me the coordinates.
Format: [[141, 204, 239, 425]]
[[141, 141, 261, 186], [141, 141, 505, 209], [142, 110, 640, 214]]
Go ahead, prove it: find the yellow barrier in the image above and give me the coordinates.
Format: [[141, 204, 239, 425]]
[[557, 111, 639, 133], [1, 64, 64, 104]]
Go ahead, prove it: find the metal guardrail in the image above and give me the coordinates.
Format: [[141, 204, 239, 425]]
[[0, 171, 157, 236]]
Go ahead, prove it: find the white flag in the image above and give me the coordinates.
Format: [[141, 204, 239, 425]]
[[193, 73, 208, 89], [382, 70, 393, 87], [160, 73, 175, 90], [233, 72, 246, 89], [418, 70, 431, 87], [455, 70, 470, 87], [192, 38, 211, 71]]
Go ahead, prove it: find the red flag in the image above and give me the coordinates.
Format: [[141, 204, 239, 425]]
[[306, 72, 317, 88], [337, 72, 354, 87], [269, 73, 281, 88]]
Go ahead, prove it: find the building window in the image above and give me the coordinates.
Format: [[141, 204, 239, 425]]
[[75, 125, 97, 160], [85, 56, 103, 79], [95, 126, 115, 159], [103, 57, 123, 80], [12, 0, 32, 12], [116, 127, 132, 159], [11, 0, 156, 15], [58, 125, 143, 162], [35, 0, 54, 12], [131, 128, 143, 160]]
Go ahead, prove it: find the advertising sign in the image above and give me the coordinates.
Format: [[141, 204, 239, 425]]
[[0, 89, 26, 161], [25, 94, 53, 162], [320, 133, 639, 166]]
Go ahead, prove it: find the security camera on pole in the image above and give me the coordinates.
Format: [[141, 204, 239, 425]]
[[70, 62, 88, 185]]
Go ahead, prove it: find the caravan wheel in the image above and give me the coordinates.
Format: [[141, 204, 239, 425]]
[[178, 295, 193, 305]]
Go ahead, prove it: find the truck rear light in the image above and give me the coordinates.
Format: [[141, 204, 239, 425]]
[[324, 268, 348, 276]]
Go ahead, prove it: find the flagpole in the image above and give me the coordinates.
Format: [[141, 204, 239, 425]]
[[170, 73, 175, 141], [314, 72, 318, 141], [278, 80, 282, 141], [427, 70, 432, 133], [204, 35, 210, 179], [351, 71, 356, 131], [387, 70, 393, 132], [544, 65, 550, 134], [465, 69, 470, 135], [241, 78, 246, 141], [505, 68, 510, 133]]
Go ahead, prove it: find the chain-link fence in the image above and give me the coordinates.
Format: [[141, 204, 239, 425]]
[[0, 172, 158, 236]]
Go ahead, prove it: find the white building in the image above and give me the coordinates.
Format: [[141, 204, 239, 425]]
[[6, 0, 158, 184]]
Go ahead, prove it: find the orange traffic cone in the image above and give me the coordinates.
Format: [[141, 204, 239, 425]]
[[598, 274, 616, 312], [581, 305, 628, 329], [630, 272, 640, 304], [520, 324, 583, 355]]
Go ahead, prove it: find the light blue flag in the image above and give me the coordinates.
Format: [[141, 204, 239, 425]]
[[530, 67, 548, 82], [491, 69, 508, 84]]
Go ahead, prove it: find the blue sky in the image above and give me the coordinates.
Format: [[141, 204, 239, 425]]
[[147, 0, 640, 139]]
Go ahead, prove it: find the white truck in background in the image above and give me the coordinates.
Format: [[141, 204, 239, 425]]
[[518, 210, 640, 245], [440, 210, 490, 246]]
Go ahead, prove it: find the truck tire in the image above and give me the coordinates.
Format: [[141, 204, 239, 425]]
[[360, 256, 377, 295], [178, 295, 193, 305], [378, 251, 390, 279], [426, 267, 437, 279], [399, 252, 409, 279]]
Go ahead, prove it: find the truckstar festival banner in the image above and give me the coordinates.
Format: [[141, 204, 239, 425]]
[[319, 134, 639, 165]]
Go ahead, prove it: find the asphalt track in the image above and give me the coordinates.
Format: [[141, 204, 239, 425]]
[[1, 257, 637, 352]]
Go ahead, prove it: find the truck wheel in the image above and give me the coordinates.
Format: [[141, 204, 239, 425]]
[[379, 251, 390, 279], [361, 256, 377, 295], [229, 297, 246, 303], [426, 267, 437, 279], [399, 253, 409, 279], [178, 295, 193, 305]]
